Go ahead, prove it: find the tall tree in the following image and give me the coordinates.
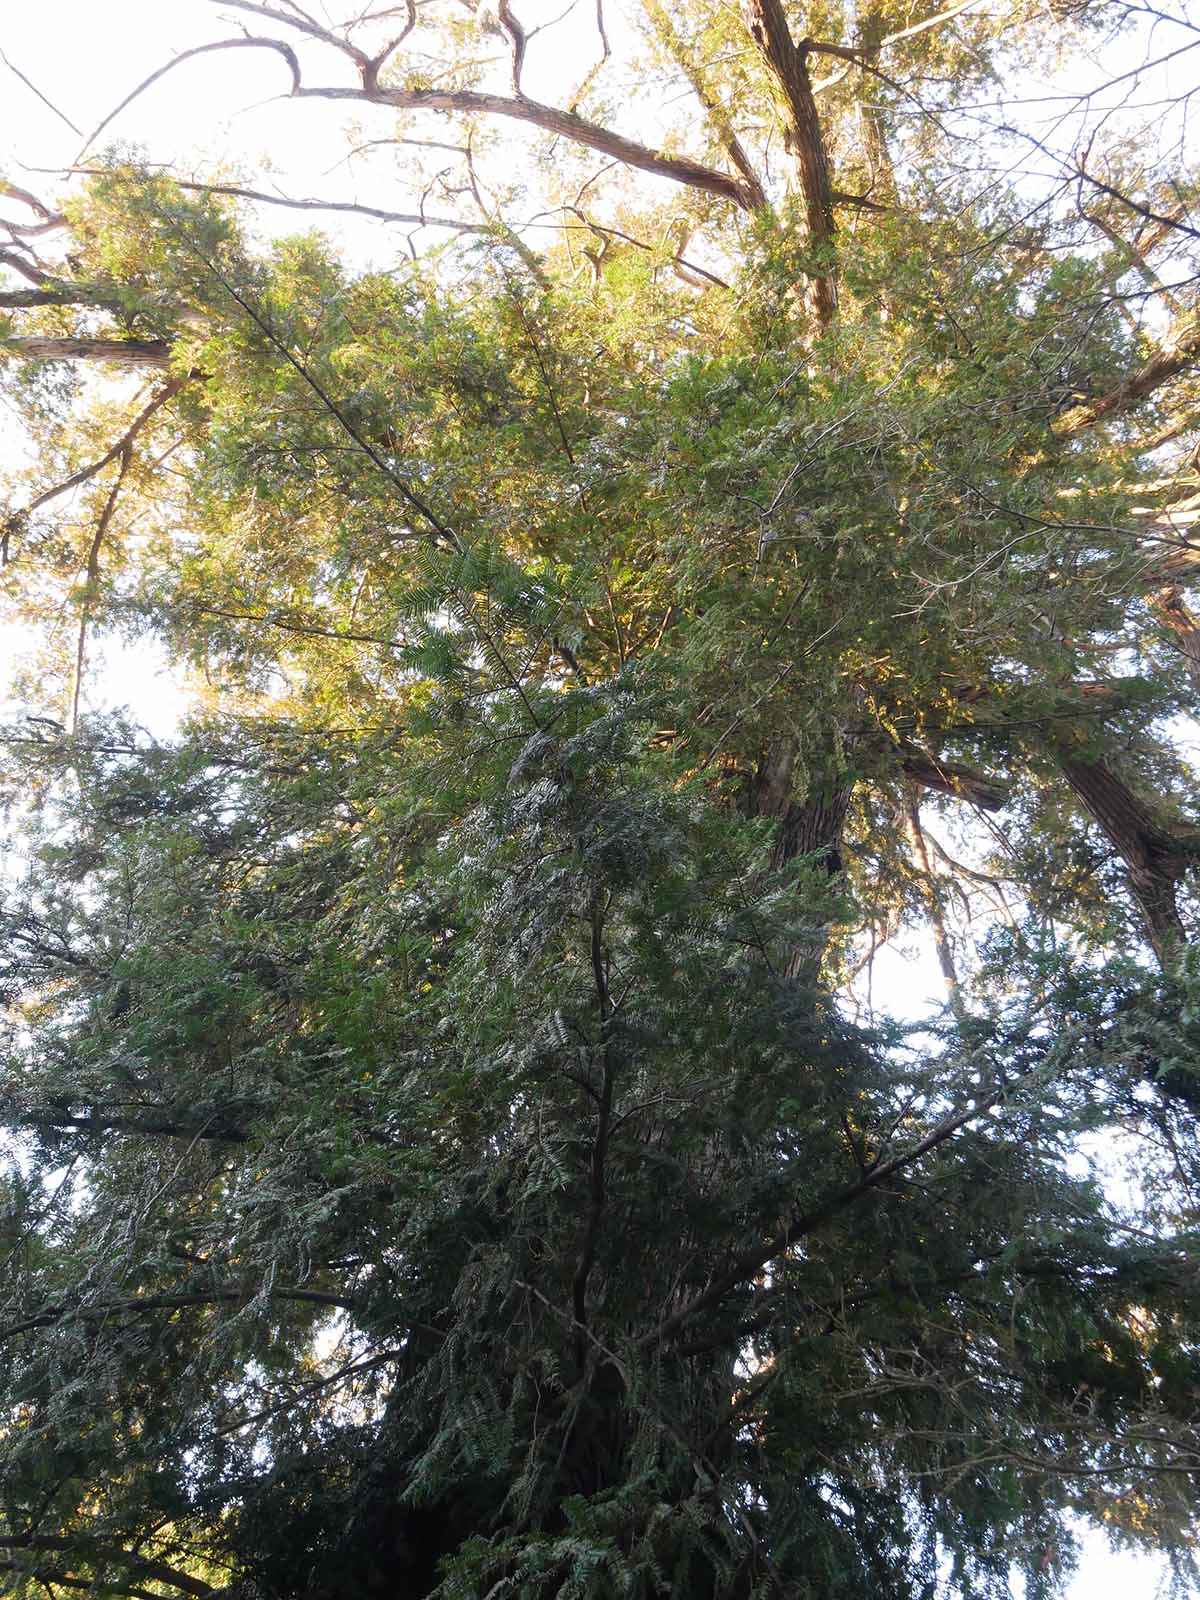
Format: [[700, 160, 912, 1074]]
[[2, 2, 1200, 1596]]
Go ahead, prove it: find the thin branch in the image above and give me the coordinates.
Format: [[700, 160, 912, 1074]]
[[2, 378, 185, 566], [70, 439, 135, 733], [642, 1073, 1022, 1349], [76, 37, 303, 162], [3, 1286, 356, 1342], [0, 46, 84, 135], [140, 175, 488, 233], [203, 0, 371, 67], [1076, 168, 1200, 243]]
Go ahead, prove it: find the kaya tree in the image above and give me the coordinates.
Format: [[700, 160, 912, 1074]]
[[2, 1, 1200, 1595]]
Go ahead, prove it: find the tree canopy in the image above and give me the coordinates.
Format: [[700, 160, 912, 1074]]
[[2, 2, 1200, 1596]]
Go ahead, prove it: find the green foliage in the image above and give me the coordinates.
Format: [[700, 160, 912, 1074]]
[[2, 3, 1200, 1596]]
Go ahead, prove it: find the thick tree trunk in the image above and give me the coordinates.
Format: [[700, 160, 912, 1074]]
[[1152, 585, 1200, 686], [744, 0, 837, 326], [745, 736, 851, 985], [1059, 754, 1198, 965], [0, 336, 173, 367]]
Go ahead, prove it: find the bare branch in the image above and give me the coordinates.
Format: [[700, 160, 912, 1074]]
[[363, 0, 417, 90], [77, 37, 303, 161], [203, 0, 371, 67], [0, 177, 60, 224], [1077, 169, 1200, 243], [497, 0, 529, 96], [104, 173, 490, 234], [0, 45, 84, 135], [295, 81, 757, 209]]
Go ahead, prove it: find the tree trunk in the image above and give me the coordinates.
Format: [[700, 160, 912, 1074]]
[[1059, 753, 1197, 965], [745, 736, 851, 985], [1152, 585, 1200, 687], [0, 336, 173, 367], [743, 0, 837, 326]]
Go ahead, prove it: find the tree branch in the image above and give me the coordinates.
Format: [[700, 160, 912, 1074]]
[[294, 82, 758, 209], [68, 171, 491, 235], [77, 37, 303, 160], [1056, 315, 1200, 436], [643, 1074, 1017, 1348], [2, 378, 184, 565], [3, 1286, 355, 1342], [0, 1539, 215, 1600], [0, 336, 172, 368]]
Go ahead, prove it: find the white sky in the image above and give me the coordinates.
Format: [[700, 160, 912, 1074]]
[[0, 4, 1192, 1594]]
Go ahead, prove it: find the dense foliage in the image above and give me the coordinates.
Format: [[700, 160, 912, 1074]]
[[2, 1, 1200, 1595]]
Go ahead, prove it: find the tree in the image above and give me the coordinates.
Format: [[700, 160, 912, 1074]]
[[1, 2, 1200, 1596]]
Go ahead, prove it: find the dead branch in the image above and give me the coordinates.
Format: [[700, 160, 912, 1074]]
[[77, 36, 303, 161]]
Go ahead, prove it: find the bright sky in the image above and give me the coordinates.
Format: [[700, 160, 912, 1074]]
[[0, 4, 1192, 1595]]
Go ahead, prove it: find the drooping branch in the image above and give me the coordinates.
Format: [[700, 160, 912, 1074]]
[[77, 36, 302, 160]]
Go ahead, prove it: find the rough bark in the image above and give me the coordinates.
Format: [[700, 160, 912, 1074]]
[[0, 335, 172, 367], [1056, 315, 1200, 436], [743, 0, 837, 325], [897, 746, 1009, 810], [1059, 753, 1198, 965], [1153, 585, 1200, 686], [744, 736, 851, 985]]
